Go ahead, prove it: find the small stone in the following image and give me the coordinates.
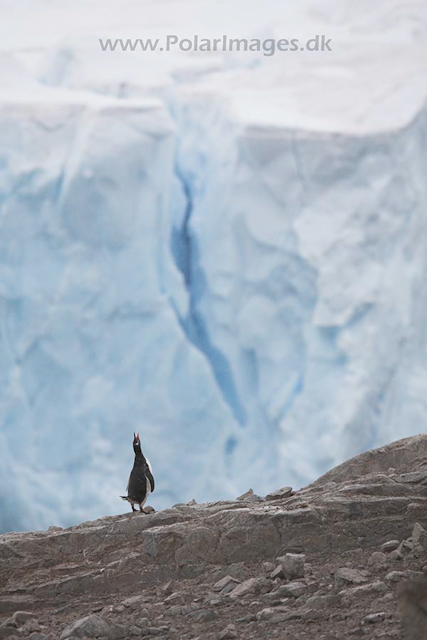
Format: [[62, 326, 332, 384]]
[[368, 552, 387, 567], [21, 620, 41, 634], [218, 623, 237, 640], [277, 553, 306, 580], [388, 550, 404, 562], [349, 627, 366, 636], [160, 580, 173, 596], [186, 609, 217, 622], [335, 568, 368, 591], [266, 487, 293, 501], [122, 595, 148, 608], [306, 594, 340, 609], [48, 525, 63, 532], [381, 540, 400, 553], [385, 571, 408, 582], [279, 581, 307, 598], [236, 614, 257, 624], [135, 618, 150, 628], [412, 522, 427, 546], [261, 561, 276, 574], [144, 505, 156, 514], [29, 634, 48, 640], [11, 612, 37, 626], [60, 614, 111, 640], [212, 576, 240, 593], [397, 539, 414, 555], [229, 578, 261, 599], [147, 628, 168, 636], [339, 581, 387, 601], [256, 606, 290, 622], [363, 612, 386, 624], [235, 488, 263, 502], [164, 591, 190, 605], [270, 565, 286, 580]]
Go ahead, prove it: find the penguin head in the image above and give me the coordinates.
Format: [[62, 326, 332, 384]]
[[133, 432, 142, 455]]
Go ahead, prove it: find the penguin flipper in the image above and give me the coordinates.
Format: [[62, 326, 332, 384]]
[[146, 467, 155, 493]]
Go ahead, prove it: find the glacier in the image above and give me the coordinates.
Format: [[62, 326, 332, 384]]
[[1, 0, 427, 532]]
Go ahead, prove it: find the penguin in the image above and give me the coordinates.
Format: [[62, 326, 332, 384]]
[[121, 432, 155, 513]]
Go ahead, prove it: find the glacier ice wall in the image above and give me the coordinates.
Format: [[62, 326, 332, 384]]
[[0, 97, 239, 532], [1, 0, 427, 532], [169, 96, 427, 491]]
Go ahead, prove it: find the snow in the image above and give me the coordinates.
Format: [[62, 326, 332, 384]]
[[1, 0, 427, 532]]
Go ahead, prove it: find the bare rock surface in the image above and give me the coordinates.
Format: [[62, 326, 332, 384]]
[[2, 435, 427, 639]]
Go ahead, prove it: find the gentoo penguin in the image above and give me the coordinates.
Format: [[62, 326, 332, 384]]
[[121, 432, 155, 513]]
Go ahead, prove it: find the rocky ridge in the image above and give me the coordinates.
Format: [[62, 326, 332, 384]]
[[2, 435, 427, 639]]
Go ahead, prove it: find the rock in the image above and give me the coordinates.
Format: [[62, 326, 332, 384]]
[[135, 618, 149, 628], [164, 591, 191, 605], [334, 568, 368, 591], [29, 634, 48, 640], [340, 581, 388, 601], [236, 613, 257, 624], [386, 570, 424, 583], [261, 561, 276, 574], [212, 576, 241, 593], [256, 606, 290, 622], [11, 611, 37, 625], [236, 489, 263, 502], [306, 594, 341, 609], [388, 550, 404, 562], [313, 435, 427, 486], [144, 506, 156, 514], [412, 522, 427, 546], [397, 470, 427, 484], [60, 614, 111, 639], [277, 553, 306, 580], [270, 565, 285, 580], [265, 487, 293, 501], [122, 595, 150, 608], [5, 435, 427, 640], [367, 552, 387, 567], [21, 620, 41, 634], [186, 609, 217, 622], [363, 612, 386, 624], [229, 578, 261, 599], [397, 539, 414, 555], [381, 540, 400, 552], [279, 581, 308, 598], [218, 623, 237, 639], [398, 576, 427, 640]]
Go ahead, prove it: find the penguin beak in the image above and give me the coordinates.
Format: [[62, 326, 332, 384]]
[[136, 433, 140, 443]]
